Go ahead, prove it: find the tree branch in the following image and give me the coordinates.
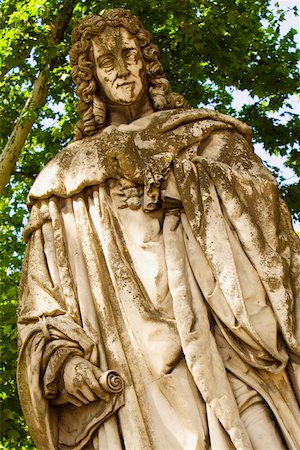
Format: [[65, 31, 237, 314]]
[[0, 0, 79, 196], [0, 45, 33, 78]]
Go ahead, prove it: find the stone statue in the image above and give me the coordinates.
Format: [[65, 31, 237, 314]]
[[17, 8, 300, 450]]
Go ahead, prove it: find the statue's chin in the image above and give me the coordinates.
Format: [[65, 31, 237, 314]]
[[108, 95, 141, 107], [114, 98, 134, 105], [109, 84, 144, 106]]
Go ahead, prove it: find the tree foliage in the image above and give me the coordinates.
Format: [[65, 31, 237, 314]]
[[0, 0, 299, 446]]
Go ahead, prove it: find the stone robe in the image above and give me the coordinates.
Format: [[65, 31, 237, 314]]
[[17, 109, 300, 450]]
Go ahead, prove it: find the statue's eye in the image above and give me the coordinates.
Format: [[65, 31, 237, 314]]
[[98, 58, 114, 70], [124, 49, 137, 63]]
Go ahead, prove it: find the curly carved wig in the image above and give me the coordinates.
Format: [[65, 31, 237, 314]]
[[69, 8, 187, 140]]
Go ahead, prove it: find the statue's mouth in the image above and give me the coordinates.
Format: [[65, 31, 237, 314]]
[[117, 81, 135, 87]]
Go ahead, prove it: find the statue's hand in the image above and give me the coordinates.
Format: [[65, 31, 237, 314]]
[[62, 356, 111, 407]]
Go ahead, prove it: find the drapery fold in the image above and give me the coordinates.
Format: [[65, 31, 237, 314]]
[[18, 109, 300, 449]]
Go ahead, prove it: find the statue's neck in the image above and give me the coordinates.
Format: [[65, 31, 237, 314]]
[[106, 94, 154, 126]]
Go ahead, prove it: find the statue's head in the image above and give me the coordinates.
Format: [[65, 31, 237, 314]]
[[70, 8, 187, 139]]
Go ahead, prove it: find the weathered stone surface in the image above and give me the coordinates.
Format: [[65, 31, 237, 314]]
[[18, 8, 300, 450]]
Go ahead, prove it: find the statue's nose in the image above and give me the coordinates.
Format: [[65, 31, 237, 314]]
[[116, 58, 130, 78]]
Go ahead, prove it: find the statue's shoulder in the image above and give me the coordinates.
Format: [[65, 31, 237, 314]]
[[27, 131, 115, 205], [160, 107, 252, 142]]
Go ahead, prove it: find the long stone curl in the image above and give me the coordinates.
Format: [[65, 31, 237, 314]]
[[69, 8, 187, 140]]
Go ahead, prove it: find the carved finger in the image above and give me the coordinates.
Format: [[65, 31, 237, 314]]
[[85, 372, 111, 402], [65, 393, 85, 407], [80, 384, 98, 402], [73, 390, 90, 404]]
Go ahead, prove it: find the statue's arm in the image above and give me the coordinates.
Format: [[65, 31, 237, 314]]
[[18, 219, 113, 407]]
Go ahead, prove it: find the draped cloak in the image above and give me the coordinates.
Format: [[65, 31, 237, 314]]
[[17, 109, 300, 450]]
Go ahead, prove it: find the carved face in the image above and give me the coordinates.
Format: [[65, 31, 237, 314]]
[[91, 27, 146, 105]]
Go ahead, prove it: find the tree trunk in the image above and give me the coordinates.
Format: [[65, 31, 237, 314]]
[[0, 71, 48, 194]]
